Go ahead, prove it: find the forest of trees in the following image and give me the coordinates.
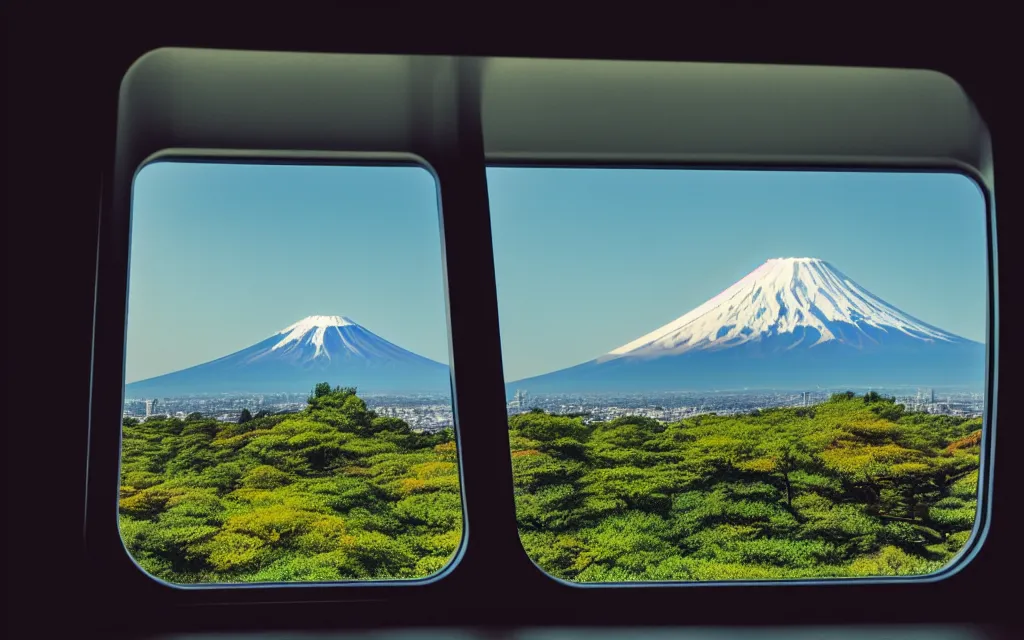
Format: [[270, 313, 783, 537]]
[[119, 384, 461, 583], [120, 384, 981, 584]]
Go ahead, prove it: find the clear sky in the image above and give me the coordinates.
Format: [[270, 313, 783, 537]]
[[126, 162, 988, 384], [125, 162, 448, 383]]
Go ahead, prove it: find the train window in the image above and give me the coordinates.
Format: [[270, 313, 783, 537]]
[[488, 166, 989, 583], [119, 160, 463, 585]]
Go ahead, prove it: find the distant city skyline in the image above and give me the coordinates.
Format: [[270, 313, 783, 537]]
[[126, 163, 988, 384]]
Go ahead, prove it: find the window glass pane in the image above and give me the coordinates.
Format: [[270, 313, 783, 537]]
[[488, 167, 988, 583], [120, 161, 462, 585]]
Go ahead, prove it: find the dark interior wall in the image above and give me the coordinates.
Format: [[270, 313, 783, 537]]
[[6, 4, 1020, 637]]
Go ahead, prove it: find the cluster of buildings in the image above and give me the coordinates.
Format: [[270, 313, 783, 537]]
[[895, 388, 984, 417], [506, 387, 984, 422], [370, 403, 454, 431], [123, 385, 983, 432], [505, 388, 825, 422], [123, 393, 457, 431]]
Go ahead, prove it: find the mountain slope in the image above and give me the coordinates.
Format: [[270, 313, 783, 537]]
[[125, 315, 450, 397], [509, 258, 985, 394]]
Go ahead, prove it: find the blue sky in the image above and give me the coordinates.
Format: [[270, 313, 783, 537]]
[[126, 162, 448, 383], [126, 162, 988, 383]]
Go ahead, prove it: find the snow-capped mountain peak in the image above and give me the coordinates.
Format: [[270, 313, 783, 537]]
[[125, 314, 451, 396], [606, 257, 963, 360], [273, 315, 358, 357]]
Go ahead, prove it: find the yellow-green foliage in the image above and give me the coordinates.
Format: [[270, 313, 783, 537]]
[[510, 394, 982, 582], [120, 387, 981, 584], [119, 385, 463, 584]]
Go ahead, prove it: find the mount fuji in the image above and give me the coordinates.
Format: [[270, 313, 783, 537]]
[[508, 258, 986, 395], [124, 315, 451, 398]]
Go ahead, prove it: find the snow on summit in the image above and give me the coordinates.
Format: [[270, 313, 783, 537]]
[[267, 314, 444, 365], [273, 315, 357, 357], [125, 314, 450, 396], [607, 257, 963, 359], [507, 257, 984, 394]]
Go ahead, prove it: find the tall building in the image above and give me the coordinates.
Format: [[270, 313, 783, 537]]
[[144, 399, 155, 418], [510, 389, 530, 412], [930, 388, 936, 404]]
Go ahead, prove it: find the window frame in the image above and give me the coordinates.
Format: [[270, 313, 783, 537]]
[[88, 53, 538, 605], [117, 149, 472, 589], [485, 160, 996, 588], [84, 47, 1000, 618]]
